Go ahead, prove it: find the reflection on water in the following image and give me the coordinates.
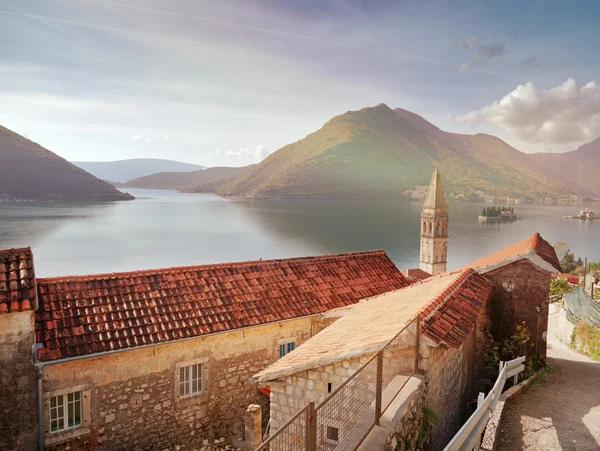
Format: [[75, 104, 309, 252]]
[[0, 189, 599, 277]]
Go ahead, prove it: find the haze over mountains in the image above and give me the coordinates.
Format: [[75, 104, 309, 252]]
[[2, 104, 599, 202], [0, 126, 133, 202], [72, 159, 205, 183]]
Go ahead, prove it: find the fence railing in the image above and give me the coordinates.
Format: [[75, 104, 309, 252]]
[[443, 356, 525, 451], [255, 316, 419, 451]]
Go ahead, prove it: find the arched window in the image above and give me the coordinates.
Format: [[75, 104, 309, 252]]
[[428, 222, 432, 234], [422, 221, 426, 234]]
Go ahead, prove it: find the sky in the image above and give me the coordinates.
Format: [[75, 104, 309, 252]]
[[1, 0, 599, 166]]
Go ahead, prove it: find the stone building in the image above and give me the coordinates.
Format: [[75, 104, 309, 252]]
[[253, 232, 562, 450], [253, 269, 494, 450], [0, 249, 408, 451], [420, 167, 448, 275], [464, 232, 562, 361]]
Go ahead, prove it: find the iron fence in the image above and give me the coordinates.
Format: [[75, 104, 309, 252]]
[[255, 316, 420, 451], [255, 404, 309, 451]]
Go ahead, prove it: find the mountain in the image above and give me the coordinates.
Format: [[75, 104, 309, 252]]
[[124, 166, 250, 191], [0, 126, 133, 202], [72, 159, 205, 183], [216, 104, 577, 201], [528, 138, 600, 197]]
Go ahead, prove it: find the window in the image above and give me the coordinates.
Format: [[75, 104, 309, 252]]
[[327, 382, 333, 393], [179, 363, 203, 398], [279, 341, 296, 358], [50, 391, 82, 433], [326, 426, 339, 443]]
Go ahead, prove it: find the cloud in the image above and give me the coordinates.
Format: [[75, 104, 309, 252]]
[[130, 133, 171, 144], [210, 145, 271, 162], [518, 55, 539, 67], [455, 36, 506, 71], [455, 78, 600, 144]]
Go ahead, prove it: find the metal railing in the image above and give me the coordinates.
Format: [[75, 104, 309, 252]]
[[443, 356, 525, 451], [255, 316, 419, 451]]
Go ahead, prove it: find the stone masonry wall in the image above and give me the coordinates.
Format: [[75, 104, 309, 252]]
[[421, 334, 475, 451], [41, 316, 320, 450], [0, 311, 38, 451], [269, 355, 369, 431], [485, 260, 551, 360]]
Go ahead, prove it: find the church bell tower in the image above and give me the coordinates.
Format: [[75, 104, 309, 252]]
[[420, 166, 448, 274]]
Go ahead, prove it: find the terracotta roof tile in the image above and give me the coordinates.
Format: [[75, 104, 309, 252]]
[[35, 250, 408, 361], [462, 232, 561, 273], [401, 268, 432, 283], [0, 247, 36, 313], [419, 268, 494, 348]]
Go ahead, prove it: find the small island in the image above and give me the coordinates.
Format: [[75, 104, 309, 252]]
[[564, 208, 600, 220], [479, 206, 518, 222]]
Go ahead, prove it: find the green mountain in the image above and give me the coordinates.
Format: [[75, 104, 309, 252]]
[[215, 104, 577, 201], [124, 166, 250, 191], [0, 125, 133, 202], [528, 137, 600, 197]]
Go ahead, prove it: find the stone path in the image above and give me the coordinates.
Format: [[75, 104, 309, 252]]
[[498, 310, 600, 450]]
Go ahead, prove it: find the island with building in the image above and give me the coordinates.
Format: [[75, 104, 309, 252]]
[[478, 206, 518, 222], [564, 208, 600, 220]]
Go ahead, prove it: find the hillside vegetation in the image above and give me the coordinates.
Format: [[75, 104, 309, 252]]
[[124, 166, 250, 191], [216, 104, 577, 200], [529, 138, 600, 197], [0, 126, 133, 202]]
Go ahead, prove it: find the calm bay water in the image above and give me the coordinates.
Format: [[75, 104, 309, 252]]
[[1, 189, 599, 277]]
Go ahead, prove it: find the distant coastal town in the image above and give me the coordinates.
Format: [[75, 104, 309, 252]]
[[565, 208, 600, 220]]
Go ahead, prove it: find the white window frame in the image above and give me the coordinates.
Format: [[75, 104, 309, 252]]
[[277, 339, 297, 358], [175, 357, 208, 402], [50, 390, 82, 433], [44, 384, 91, 445]]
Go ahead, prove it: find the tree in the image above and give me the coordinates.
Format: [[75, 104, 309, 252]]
[[550, 277, 572, 299], [560, 249, 577, 273], [482, 208, 486, 217]]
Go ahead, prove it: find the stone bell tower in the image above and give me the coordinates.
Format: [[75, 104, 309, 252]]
[[420, 166, 448, 275]]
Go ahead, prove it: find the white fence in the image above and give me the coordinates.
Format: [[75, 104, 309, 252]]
[[443, 356, 525, 451]]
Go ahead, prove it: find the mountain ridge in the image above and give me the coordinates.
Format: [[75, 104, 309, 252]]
[[0, 125, 133, 202], [73, 158, 205, 183]]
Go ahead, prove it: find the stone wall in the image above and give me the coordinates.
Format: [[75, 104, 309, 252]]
[[420, 331, 476, 451], [556, 306, 575, 346], [41, 316, 321, 450], [0, 311, 38, 451], [484, 260, 551, 360], [268, 355, 368, 431]]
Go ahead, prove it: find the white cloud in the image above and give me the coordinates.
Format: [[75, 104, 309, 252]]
[[211, 145, 271, 162], [456, 78, 600, 144], [454, 36, 506, 71], [130, 133, 171, 144]]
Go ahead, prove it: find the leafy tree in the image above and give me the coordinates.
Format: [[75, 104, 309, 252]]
[[560, 249, 577, 273], [482, 208, 486, 217], [550, 278, 572, 299]]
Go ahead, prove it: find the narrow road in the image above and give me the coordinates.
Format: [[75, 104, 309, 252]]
[[498, 309, 600, 450]]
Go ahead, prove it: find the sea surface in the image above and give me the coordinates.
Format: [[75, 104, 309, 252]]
[[1, 189, 599, 277]]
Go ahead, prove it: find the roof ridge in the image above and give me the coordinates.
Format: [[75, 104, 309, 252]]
[[417, 268, 475, 322], [0, 246, 33, 256], [36, 249, 389, 283]]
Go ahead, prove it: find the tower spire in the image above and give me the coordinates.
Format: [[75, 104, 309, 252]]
[[419, 167, 449, 274]]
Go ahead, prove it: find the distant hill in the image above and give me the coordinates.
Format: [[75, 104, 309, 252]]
[[215, 104, 578, 201], [529, 138, 600, 197], [72, 159, 205, 183], [0, 126, 133, 202], [124, 166, 250, 191]]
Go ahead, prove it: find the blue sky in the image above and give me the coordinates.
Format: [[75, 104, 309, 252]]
[[1, 0, 599, 166]]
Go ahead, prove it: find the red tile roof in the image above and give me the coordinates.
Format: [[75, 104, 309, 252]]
[[418, 268, 494, 348], [462, 232, 561, 273], [402, 268, 432, 283], [552, 273, 580, 285], [0, 247, 36, 313], [35, 250, 408, 361]]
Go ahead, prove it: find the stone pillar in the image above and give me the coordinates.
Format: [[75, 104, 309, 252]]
[[245, 404, 262, 451]]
